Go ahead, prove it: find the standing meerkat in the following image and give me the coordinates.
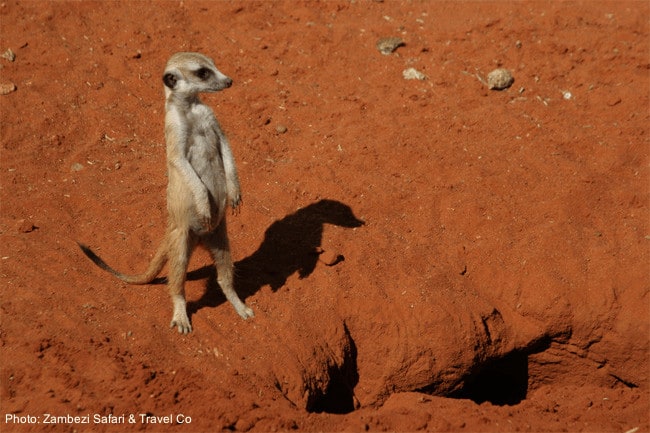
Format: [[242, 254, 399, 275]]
[[79, 52, 254, 334]]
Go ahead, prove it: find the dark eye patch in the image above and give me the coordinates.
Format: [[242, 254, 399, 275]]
[[193, 67, 213, 80]]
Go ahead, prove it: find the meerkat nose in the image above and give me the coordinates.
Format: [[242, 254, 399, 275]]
[[224, 77, 233, 88]]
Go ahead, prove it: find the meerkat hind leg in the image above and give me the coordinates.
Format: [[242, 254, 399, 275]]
[[167, 227, 195, 334], [203, 222, 254, 319]]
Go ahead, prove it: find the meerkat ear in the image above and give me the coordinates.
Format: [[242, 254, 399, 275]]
[[163, 72, 179, 89]]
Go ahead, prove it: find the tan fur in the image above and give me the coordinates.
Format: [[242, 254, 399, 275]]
[[79, 52, 254, 334]]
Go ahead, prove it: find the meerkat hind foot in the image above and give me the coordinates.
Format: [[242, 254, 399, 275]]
[[170, 309, 192, 334], [170, 317, 192, 334], [170, 295, 192, 334], [235, 304, 255, 320]]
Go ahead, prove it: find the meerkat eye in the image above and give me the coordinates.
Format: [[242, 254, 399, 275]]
[[193, 67, 213, 80]]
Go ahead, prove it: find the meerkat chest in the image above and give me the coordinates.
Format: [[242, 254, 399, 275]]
[[188, 112, 229, 189], [185, 106, 221, 157], [165, 103, 225, 175]]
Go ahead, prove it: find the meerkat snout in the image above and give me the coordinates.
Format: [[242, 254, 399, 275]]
[[214, 75, 233, 90]]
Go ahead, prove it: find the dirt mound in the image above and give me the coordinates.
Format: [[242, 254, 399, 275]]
[[1, 1, 648, 432]]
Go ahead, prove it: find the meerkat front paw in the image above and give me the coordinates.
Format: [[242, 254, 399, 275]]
[[196, 205, 212, 232], [199, 216, 212, 233], [228, 187, 241, 207], [228, 192, 242, 215], [231, 195, 242, 210], [226, 178, 241, 209]]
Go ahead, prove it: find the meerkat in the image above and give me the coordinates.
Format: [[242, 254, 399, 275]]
[[79, 52, 254, 334]]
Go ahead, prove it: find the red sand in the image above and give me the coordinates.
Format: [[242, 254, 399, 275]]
[[1, 1, 648, 431]]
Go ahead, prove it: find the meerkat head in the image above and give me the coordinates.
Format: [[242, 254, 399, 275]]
[[163, 52, 232, 99]]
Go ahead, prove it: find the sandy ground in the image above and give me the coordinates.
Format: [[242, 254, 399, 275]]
[[1, 1, 649, 432]]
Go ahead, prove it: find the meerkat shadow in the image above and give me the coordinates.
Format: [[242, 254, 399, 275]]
[[186, 199, 364, 316]]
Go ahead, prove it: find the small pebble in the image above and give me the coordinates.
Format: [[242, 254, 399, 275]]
[[487, 68, 514, 90], [1, 48, 15, 62], [16, 219, 36, 233], [0, 82, 16, 95], [276, 125, 288, 134], [319, 251, 339, 266], [316, 248, 344, 266], [402, 67, 427, 81], [71, 162, 84, 172], [607, 97, 622, 107], [376, 37, 404, 55]]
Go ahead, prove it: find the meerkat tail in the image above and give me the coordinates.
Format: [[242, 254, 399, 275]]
[[77, 241, 168, 285]]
